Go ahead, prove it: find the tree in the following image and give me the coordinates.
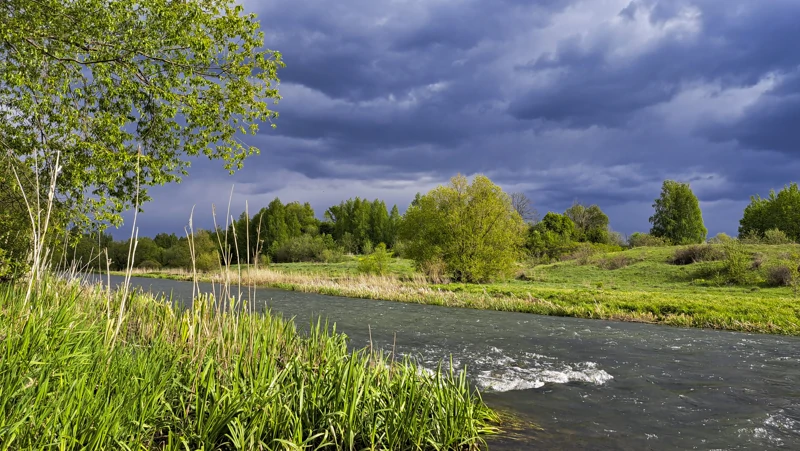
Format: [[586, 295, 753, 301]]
[[1, 0, 283, 229], [526, 212, 576, 261], [510, 192, 539, 224], [399, 174, 525, 283], [387, 205, 401, 247], [649, 180, 707, 244], [153, 233, 179, 250], [564, 201, 610, 244], [739, 183, 800, 241]]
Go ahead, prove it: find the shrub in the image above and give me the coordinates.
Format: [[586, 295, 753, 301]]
[[361, 239, 374, 255], [722, 241, 752, 285], [628, 232, 668, 248], [137, 260, 161, 270], [563, 243, 595, 265], [751, 252, 765, 270], [357, 243, 392, 276], [738, 230, 763, 244], [765, 264, 795, 287], [320, 248, 346, 263], [763, 228, 793, 245], [420, 257, 449, 284], [670, 245, 723, 265], [598, 254, 638, 270], [195, 252, 219, 272], [0, 248, 25, 282], [273, 234, 334, 263], [392, 240, 409, 259], [607, 230, 627, 247], [708, 233, 734, 244]]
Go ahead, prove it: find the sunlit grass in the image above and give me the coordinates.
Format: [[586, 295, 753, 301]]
[[0, 277, 499, 450], [118, 244, 800, 335]]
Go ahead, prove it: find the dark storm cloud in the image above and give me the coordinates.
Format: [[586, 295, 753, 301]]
[[510, 0, 800, 127], [126, 0, 800, 238], [706, 73, 800, 154]]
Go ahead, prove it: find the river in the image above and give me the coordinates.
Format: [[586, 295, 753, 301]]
[[95, 275, 800, 450]]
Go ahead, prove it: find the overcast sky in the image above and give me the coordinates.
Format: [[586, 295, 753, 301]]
[[124, 0, 800, 239]]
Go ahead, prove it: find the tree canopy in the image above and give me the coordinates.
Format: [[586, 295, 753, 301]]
[[1, 0, 283, 228], [739, 183, 800, 241], [564, 201, 609, 244], [400, 174, 525, 283], [649, 180, 707, 245], [526, 212, 576, 261]]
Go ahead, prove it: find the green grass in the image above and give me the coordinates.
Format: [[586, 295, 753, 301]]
[[119, 244, 800, 335], [0, 278, 498, 450], [267, 257, 418, 279]]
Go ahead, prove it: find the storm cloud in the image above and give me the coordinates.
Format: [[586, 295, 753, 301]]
[[127, 0, 800, 238]]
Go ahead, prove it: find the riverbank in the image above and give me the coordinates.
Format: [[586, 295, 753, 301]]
[[115, 244, 800, 335], [0, 278, 498, 449]]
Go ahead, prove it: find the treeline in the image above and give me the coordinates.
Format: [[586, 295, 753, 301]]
[[59, 177, 800, 282], [66, 197, 403, 270]]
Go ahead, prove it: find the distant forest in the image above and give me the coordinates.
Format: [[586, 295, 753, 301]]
[[63, 178, 800, 278]]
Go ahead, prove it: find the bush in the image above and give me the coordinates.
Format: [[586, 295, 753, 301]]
[[420, 257, 449, 284], [320, 248, 346, 263], [195, 252, 219, 272], [598, 254, 638, 270], [137, 260, 161, 270], [563, 243, 595, 265], [751, 252, 765, 270], [765, 264, 795, 287], [0, 248, 26, 282], [670, 245, 723, 265], [763, 228, 793, 245], [722, 241, 752, 285], [738, 230, 763, 244], [392, 240, 409, 259], [273, 234, 335, 263], [708, 233, 734, 244], [628, 232, 668, 248], [357, 243, 392, 276]]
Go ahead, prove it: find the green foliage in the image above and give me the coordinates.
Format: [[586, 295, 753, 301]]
[[0, 279, 497, 449], [225, 199, 320, 263], [357, 243, 393, 276], [325, 198, 398, 253], [1, 0, 283, 228], [628, 232, 668, 247], [721, 240, 752, 285], [0, 248, 26, 281], [526, 212, 576, 261], [739, 183, 800, 241], [272, 234, 338, 263], [763, 228, 793, 245], [649, 180, 707, 244], [564, 202, 610, 244], [400, 174, 525, 283], [153, 232, 179, 250], [136, 259, 161, 270], [708, 233, 734, 244]]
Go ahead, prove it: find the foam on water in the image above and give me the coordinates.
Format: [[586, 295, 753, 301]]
[[407, 345, 613, 393]]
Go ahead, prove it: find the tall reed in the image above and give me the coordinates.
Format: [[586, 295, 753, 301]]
[[0, 276, 499, 450]]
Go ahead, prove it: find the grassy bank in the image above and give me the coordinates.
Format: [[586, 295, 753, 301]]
[[0, 278, 498, 450], [120, 244, 800, 335]]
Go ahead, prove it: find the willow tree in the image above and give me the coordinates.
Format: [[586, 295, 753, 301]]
[[1, 0, 283, 283], [400, 174, 525, 283]]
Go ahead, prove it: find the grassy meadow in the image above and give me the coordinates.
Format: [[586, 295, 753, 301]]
[[0, 277, 499, 450], [123, 243, 800, 335]]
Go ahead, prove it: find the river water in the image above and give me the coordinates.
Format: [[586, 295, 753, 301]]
[[97, 275, 799, 450]]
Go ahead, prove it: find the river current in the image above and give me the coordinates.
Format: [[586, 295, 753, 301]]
[[95, 275, 799, 450]]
